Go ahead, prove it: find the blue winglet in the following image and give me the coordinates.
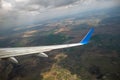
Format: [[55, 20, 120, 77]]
[[80, 28, 94, 45]]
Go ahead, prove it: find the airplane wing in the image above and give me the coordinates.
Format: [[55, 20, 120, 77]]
[[0, 28, 94, 63]]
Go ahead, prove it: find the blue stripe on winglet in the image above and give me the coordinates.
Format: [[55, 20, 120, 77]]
[[80, 28, 94, 45]]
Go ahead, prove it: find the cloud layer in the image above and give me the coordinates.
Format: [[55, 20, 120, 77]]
[[0, 0, 119, 30], [0, 0, 119, 12]]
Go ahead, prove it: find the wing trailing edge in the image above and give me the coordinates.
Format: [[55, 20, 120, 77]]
[[0, 28, 94, 62]]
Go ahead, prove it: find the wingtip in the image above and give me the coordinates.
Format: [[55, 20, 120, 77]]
[[80, 28, 94, 45]]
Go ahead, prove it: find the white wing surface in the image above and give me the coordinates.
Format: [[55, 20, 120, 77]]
[[0, 28, 94, 59]]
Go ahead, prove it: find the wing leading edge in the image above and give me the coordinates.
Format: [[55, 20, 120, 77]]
[[0, 28, 94, 59]]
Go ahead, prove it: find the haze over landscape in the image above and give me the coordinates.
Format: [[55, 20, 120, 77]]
[[0, 0, 120, 80]]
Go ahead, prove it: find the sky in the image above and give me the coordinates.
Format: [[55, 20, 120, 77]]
[[0, 0, 119, 30]]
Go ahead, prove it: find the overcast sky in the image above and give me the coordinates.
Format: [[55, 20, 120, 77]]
[[0, 0, 119, 30]]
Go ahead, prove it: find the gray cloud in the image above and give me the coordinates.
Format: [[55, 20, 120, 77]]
[[28, 0, 79, 7], [1, 0, 119, 12], [18, 0, 80, 12], [0, 0, 119, 31], [0, 0, 80, 11], [0, 0, 1, 8]]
